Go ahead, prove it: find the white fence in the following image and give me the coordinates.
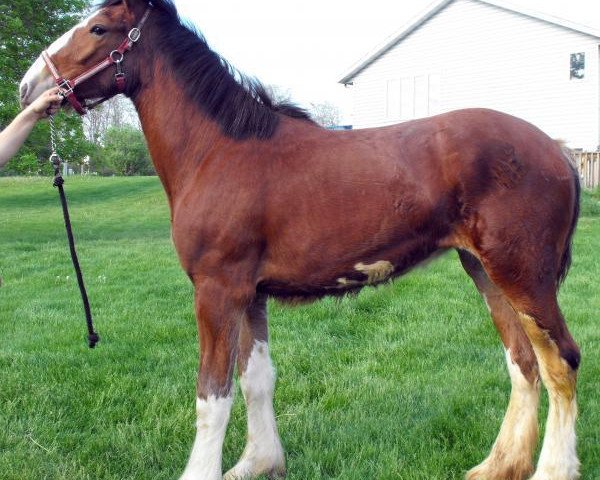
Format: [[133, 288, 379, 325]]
[[572, 151, 600, 189]]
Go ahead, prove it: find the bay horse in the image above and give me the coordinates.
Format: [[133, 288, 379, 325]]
[[19, 1, 581, 479]]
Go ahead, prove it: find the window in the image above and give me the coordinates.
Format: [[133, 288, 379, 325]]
[[400, 77, 414, 120], [428, 74, 441, 115], [570, 53, 585, 79], [386, 79, 401, 118], [386, 74, 442, 121], [414, 75, 428, 118]]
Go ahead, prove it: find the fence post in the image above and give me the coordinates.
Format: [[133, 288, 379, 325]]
[[575, 151, 600, 189]]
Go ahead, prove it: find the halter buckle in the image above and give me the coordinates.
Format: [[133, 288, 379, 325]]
[[128, 27, 141, 43]]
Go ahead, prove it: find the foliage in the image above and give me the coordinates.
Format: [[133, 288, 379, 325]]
[[309, 101, 341, 128], [95, 125, 154, 176], [267, 86, 343, 128], [581, 187, 600, 217], [83, 96, 141, 146], [0, 177, 599, 479], [0, 0, 92, 175], [268, 85, 293, 105]]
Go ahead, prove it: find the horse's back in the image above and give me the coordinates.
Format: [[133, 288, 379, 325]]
[[255, 109, 577, 299]]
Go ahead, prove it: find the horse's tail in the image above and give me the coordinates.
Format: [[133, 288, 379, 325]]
[[557, 144, 581, 288]]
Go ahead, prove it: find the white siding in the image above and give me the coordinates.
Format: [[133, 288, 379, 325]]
[[350, 0, 600, 149]]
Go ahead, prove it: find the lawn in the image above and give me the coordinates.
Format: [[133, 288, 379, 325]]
[[0, 177, 598, 479]]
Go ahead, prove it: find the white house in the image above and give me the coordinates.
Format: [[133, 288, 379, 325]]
[[339, 0, 600, 150]]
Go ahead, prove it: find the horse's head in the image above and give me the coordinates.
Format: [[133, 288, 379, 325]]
[[20, 0, 151, 114]]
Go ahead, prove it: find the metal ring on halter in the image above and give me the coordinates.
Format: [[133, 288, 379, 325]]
[[49, 153, 61, 167], [110, 50, 124, 63], [57, 80, 74, 96]]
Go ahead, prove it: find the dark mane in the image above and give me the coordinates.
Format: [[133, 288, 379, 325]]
[[98, 0, 313, 140]]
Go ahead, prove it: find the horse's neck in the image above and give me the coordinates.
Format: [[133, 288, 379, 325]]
[[131, 63, 224, 202]]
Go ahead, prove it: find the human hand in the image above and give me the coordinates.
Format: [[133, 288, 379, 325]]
[[27, 87, 63, 119]]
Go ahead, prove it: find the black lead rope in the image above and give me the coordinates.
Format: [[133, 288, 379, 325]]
[[49, 116, 99, 348]]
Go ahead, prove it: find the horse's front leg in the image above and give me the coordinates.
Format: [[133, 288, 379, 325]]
[[180, 276, 248, 480], [224, 295, 285, 480]]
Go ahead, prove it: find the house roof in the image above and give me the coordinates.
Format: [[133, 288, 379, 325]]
[[339, 0, 600, 84]]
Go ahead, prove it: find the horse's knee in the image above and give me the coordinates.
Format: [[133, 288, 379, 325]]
[[193, 276, 254, 398]]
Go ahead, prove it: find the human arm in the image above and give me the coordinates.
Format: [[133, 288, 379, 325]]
[[0, 88, 62, 168]]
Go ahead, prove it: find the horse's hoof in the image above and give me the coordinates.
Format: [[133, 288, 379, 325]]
[[267, 466, 286, 479], [224, 457, 286, 480], [528, 467, 580, 480], [466, 460, 533, 480]]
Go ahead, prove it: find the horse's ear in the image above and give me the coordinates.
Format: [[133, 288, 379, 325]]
[[121, 0, 136, 12], [120, 0, 147, 22]]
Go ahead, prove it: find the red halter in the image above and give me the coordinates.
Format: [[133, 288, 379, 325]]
[[42, 6, 152, 115]]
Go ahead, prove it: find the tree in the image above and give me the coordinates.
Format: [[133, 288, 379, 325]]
[[0, 0, 92, 175], [99, 126, 154, 176], [267, 85, 293, 105], [84, 97, 147, 176], [309, 102, 341, 128], [84, 96, 141, 146]]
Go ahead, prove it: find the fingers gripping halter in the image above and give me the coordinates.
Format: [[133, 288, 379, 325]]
[[42, 5, 152, 115]]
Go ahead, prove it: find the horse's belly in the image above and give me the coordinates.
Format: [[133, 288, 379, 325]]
[[257, 225, 447, 301]]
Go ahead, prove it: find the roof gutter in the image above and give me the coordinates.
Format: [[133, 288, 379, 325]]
[[338, 0, 453, 84]]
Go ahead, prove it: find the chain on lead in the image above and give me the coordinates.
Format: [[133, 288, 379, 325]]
[[49, 115, 61, 170]]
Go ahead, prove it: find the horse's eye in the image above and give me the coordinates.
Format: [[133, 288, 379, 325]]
[[90, 25, 107, 36]]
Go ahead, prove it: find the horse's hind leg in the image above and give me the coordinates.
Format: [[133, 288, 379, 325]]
[[224, 295, 285, 480], [474, 246, 580, 479], [458, 250, 540, 480], [517, 304, 580, 480]]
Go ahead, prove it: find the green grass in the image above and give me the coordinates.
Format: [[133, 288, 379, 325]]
[[1, 177, 598, 479]]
